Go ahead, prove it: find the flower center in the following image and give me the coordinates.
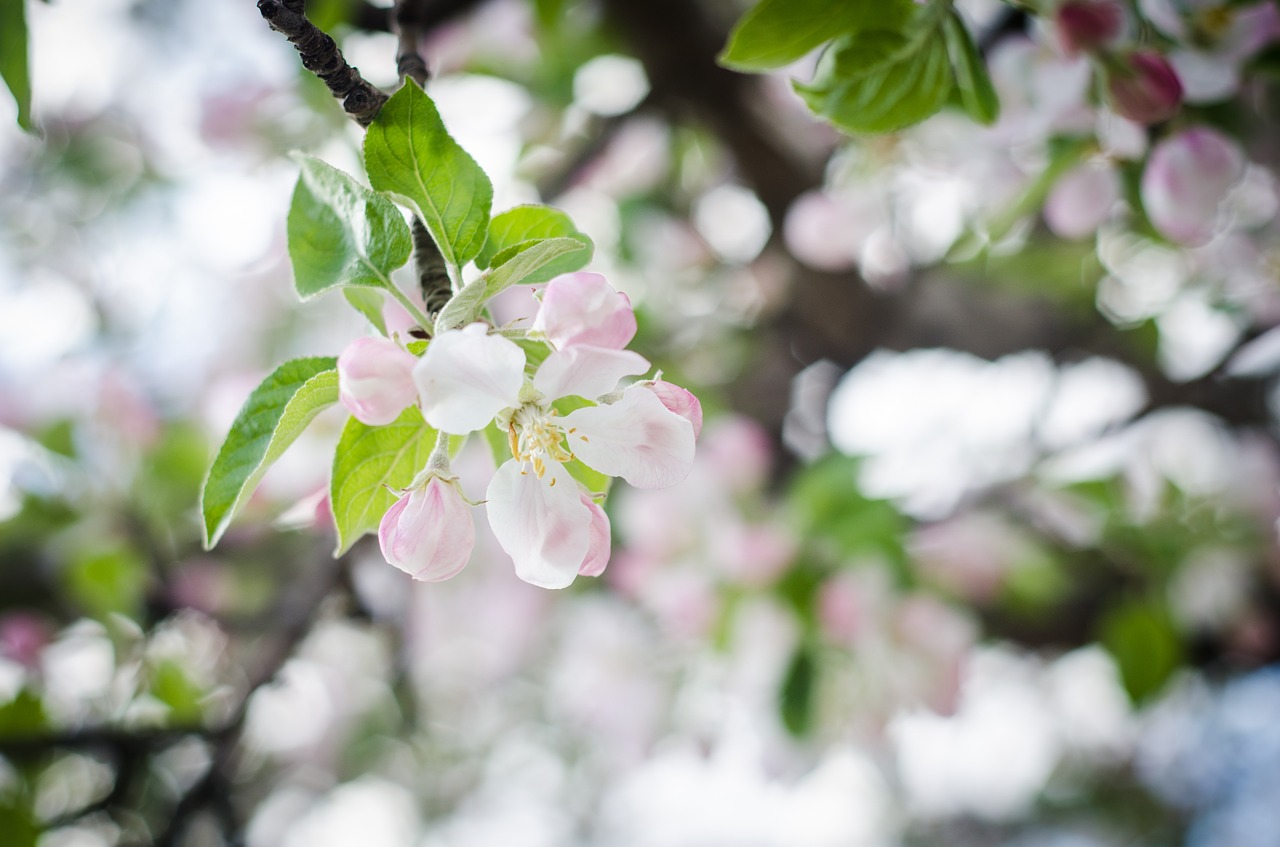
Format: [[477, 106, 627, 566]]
[[509, 405, 574, 478]]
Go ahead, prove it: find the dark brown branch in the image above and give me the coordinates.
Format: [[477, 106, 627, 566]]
[[393, 0, 431, 87], [257, 0, 388, 127]]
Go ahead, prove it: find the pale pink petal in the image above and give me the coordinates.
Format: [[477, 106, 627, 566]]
[[1044, 162, 1121, 239], [645, 380, 703, 439], [414, 324, 524, 433], [561, 386, 696, 489], [1142, 126, 1245, 244], [533, 346, 650, 401], [378, 478, 475, 582], [486, 459, 591, 589], [531, 272, 637, 350], [578, 494, 612, 577], [338, 336, 418, 426]]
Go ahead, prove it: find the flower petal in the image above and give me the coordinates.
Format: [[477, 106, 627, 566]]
[[338, 336, 418, 426], [561, 385, 696, 489], [414, 324, 525, 433], [578, 494, 612, 577], [531, 272, 637, 350], [645, 379, 703, 440], [486, 459, 591, 589], [533, 346, 649, 401], [378, 478, 475, 582]]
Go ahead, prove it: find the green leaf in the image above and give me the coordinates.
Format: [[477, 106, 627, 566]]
[[0, 689, 47, 739], [65, 545, 147, 619], [719, 0, 913, 72], [364, 81, 493, 269], [287, 154, 413, 300], [0, 0, 32, 130], [0, 803, 38, 847], [330, 406, 436, 555], [150, 660, 205, 724], [476, 205, 594, 282], [1100, 600, 1182, 704], [943, 10, 1000, 125], [435, 237, 588, 331], [794, 26, 953, 135], [201, 358, 339, 548], [344, 288, 388, 334], [779, 644, 817, 736]]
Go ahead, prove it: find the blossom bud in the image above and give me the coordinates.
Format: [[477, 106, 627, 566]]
[[532, 272, 637, 350], [1106, 51, 1182, 125], [338, 336, 418, 426], [1055, 0, 1124, 55], [577, 494, 612, 577], [1141, 126, 1245, 244], [378, 476, 475, 582], [646, 379, 703, 439]]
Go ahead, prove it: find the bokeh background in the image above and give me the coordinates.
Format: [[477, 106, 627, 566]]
[[2, 0, 1280, 844]]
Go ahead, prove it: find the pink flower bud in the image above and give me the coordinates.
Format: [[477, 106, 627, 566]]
[[1055, 0, 1124, 55], [577, 494, 612, 577], [532, 272, 637, 350], [0, 613, 53, 669], [378, 476, 475, 582], [1107, 51, 1182, 125], [1141, 126, 1245, 245], [1044, 161, 1121, 239], [338, 336, 418, 426], [646, 380, 703, 439]]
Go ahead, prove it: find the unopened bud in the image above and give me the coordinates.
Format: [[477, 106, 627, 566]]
[[378, 476, 475, 582], [1056, 0, 1124, 55], [1107, 51, 1182, 125]]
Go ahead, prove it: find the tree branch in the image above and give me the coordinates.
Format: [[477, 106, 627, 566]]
[[257, 0, 388, 127]]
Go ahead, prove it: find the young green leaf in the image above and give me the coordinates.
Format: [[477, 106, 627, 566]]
[[719, 0, 910, 72], [794, 27, 953, 135], [434, 236, 588, 331], [364, 81, 493, 270], [344, 288, 389, 334], [287, 154, 413, 300], [0, 0, 32, 130], [201, 358, 339, 548], [330, 405, 436, 555], [476, 205, 594, 282], [944, 9, 1000, 125]]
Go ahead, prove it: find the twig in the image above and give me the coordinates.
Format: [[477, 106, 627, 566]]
[[393, 0, 431, 87], [257, 0, 388, 127]]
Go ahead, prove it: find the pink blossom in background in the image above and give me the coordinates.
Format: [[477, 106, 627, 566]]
[[337, 336, 418, 426], [783, 190, 870, 272], [1106, 51, 1182, 125], [1141, 126, 1245, 244], [0, 613, 53, 669], [379, 476, 475, 582], [1044, 161, 1121, 239], [1055, 0, 1125, 55]]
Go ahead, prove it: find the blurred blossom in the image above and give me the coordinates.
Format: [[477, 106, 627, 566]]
[[1139, 0, 1280, 102], [1105, 51, 1183, 125], [783, 190, 873, 271], [692, 183, 772, 265], [573, 55, 650, 117], [1044, 160, 1121, 239], [0, 612, 54, 670], [1055, 0, 1126, 55], [1142, 126, 1245, 245]]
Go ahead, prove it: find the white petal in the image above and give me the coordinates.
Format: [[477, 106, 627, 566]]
[[533, 345, 649, 401], [486, 459, 591, 589], [414, 324, 524, 433], [561, 385, 695, 489]]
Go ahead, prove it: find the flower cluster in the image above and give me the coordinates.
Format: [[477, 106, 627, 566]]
[[337, 273, 700, 589]]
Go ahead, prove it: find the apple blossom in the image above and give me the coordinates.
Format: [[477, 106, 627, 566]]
[[1106, 51, 1182, 125], [1044, 161, 1121, 239], [412, 274, 698, 589], [379, 473, 475, 582], [1141, 126, 1245, 244], [1056, 0, 1125, 55], [645, 379, 703, 440], [337, 336, 418, 426]]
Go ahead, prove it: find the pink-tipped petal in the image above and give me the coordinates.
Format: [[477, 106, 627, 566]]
[[1044, 162, 1121, 239], [378, 478, 475, 582], [533, 346, 650, 401], [578, 494, 612, 577], [414, 324, 525, 433], [645, 380, 703, 440], [561, 386, 696, 489], [338, 336, 418, 426], [486, 460, 592, 589], [1141, 126, 1245, 245], [531, 272, 637, 350]]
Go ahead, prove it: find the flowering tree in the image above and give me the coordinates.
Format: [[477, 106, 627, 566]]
[[1, 0, 1279, 845]]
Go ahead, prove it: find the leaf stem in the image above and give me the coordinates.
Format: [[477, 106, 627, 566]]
[[386, 282, 434, 331]]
